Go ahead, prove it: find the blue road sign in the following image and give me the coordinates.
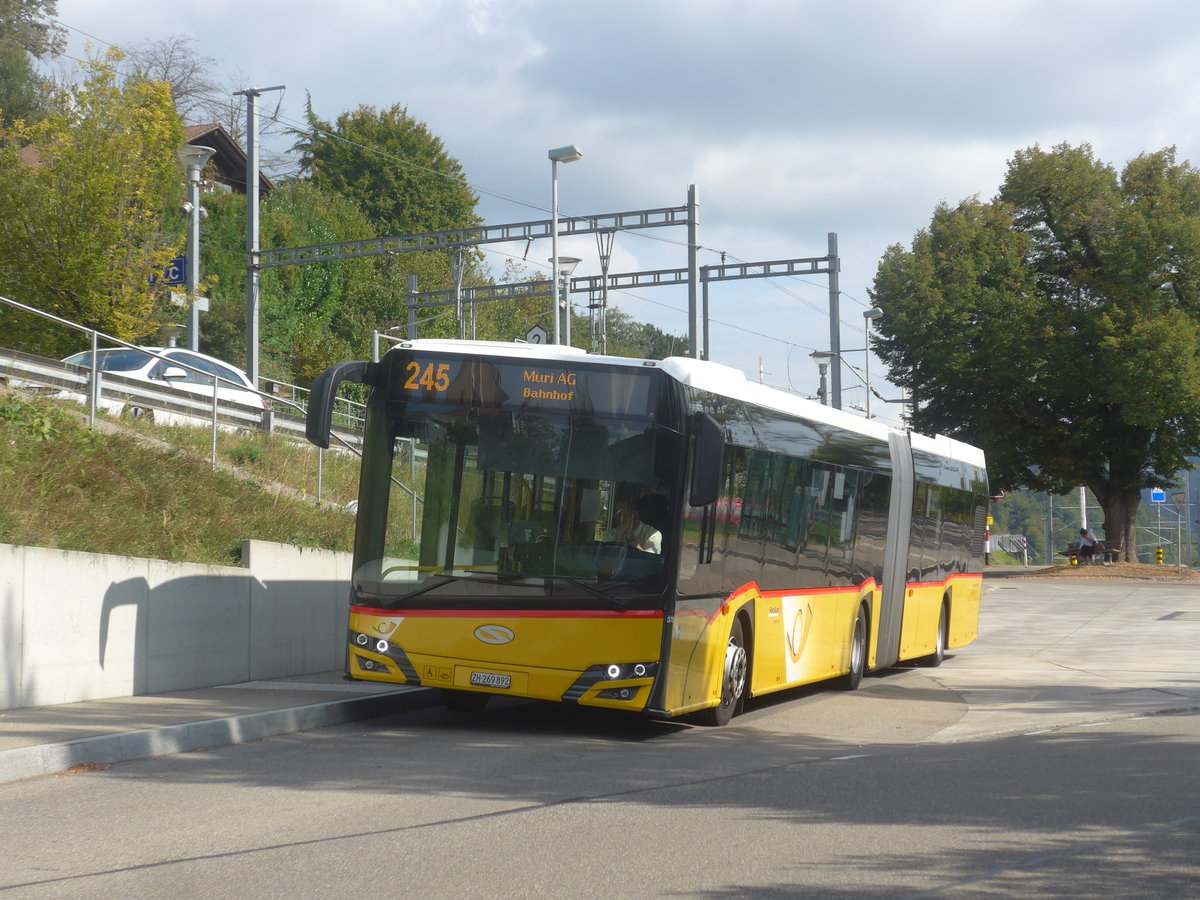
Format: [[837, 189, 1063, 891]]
[[160, 257, 187, 287], [1150, 488, 1166, 503]]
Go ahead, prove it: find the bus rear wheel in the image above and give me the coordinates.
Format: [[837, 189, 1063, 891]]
[[838, 604, 868, 691], [920, 602, 948, 667], [698, 617, 748, 726]]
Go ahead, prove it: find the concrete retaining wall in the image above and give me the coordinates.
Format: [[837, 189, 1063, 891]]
[[0, 540, 351, 710]]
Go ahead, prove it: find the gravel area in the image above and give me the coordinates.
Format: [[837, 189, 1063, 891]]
[[1006, 561, 1200, 581]]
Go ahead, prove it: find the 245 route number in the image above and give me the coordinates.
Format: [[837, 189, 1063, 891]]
[[404, 361, 451, 393]]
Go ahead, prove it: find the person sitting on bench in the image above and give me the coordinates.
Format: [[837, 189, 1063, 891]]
[[1078, 527, 1100, 563]]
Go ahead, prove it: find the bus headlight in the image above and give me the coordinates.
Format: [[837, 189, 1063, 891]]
[[376, 639, 390, 654], [600, 662, 657, 681]]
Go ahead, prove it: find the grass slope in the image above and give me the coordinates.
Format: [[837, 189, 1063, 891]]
[[0, 388, 361, 567]]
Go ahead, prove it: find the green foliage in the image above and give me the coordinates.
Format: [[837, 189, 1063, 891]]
[[604, 307, 690, 359], [293, 97, 481, 236], [0, 393, 56, 440], [0, 1, 65, 58], [452, 259, 689, 358], [871, 142, 1200, 552], [289, 96, 487, 309], [198, 180, 391, 384], [0, 50, 184, 357], [0, 36, 52, 130], [227, 443, 265, 467]]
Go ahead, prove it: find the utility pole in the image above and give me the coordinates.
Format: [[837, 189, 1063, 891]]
[[235, 84, 284, 388], [827, 232, 842, 409], [687, 184, 701, 358]]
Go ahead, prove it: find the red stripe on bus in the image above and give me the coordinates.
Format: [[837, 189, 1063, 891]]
[[707, 578, 884, 624], [350, 606, 663, 619]]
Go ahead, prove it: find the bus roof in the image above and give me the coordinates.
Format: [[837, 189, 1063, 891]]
[[383, 340, 984, 466]]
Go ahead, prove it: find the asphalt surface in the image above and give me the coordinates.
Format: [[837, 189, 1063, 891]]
[[3, 565, 1197, 785]]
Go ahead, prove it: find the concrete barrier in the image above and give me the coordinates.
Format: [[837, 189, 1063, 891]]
[[0, 540, 351, 710]]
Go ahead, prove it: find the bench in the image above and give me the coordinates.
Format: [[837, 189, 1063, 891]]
[[1060, 539, 1121, 564]]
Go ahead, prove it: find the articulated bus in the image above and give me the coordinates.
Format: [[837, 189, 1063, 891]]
[[305, 340, 988, 726]]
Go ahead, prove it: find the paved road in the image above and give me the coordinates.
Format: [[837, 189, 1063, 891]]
[[1, 576, 1197, 898]]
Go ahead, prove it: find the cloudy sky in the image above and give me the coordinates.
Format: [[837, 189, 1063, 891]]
[[51, 0, 1200, 426]]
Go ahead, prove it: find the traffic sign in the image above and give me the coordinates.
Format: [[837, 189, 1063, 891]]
[[157, 257, 186, 287], [1150, 488, 1166, 503], [525, 325, 548, 345]]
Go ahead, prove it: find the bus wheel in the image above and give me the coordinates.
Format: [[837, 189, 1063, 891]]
[[441, 689, 491, 712], [838, 604, 868, 691], [921, 603, 948, 667], [698, 617, 748, 726]]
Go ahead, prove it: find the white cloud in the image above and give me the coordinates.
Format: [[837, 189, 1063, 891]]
[[49, 0, 1200, 425]]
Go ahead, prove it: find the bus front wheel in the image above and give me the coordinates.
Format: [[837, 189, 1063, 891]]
[[698, 617, 748, 727]]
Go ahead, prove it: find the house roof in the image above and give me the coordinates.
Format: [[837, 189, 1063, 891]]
[[16, 146, 42, 169], [183, 123, 275, 196], [16, 124, 275, 197]]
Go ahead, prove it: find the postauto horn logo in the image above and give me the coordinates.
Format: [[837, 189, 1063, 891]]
[[474, 624, 515, 645]]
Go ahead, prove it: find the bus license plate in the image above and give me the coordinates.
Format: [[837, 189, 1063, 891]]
[[470, 672, 511, 689]]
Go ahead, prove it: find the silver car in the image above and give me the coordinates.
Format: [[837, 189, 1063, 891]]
[[61, 347, 267, 421]]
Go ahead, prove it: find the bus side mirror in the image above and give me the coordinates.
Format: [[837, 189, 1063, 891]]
[[689, 412, 723, 507], [306, 360, 375, 449]]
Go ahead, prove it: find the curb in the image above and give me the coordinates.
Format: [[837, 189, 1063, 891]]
[[0, 686, 435, 785]]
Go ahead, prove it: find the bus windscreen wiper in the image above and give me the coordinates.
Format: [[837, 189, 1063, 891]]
[[540, 575, 630, 609]]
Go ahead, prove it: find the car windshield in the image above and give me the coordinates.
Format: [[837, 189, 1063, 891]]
[[64, 349, 155, 373], [352, 360, 677, 608]]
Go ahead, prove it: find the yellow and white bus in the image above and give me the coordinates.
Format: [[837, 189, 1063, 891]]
[[305, 340, 988, 725]]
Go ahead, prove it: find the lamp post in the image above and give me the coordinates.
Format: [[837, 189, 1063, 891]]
[[549, 256, 581, 345], [548, 144, 583, 345], [810, 350, 833, 406], [863, 307, 883, 418], [176, 144, 215, 352]]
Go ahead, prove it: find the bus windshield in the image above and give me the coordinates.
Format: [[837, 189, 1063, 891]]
[[352, 354, 677, 608]]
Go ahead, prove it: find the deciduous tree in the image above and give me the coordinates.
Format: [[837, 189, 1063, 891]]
[[870, 143, 1200, 559], [0, 0, 63, 130], [0, 50, 183, 356]]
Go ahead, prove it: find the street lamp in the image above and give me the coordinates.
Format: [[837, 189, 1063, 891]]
[[863, 307, 883, 418], [176, 144, 215, 352], [549, 144, 583, 345], [810, 350, 833, 406], [549, 256, 581, 345]]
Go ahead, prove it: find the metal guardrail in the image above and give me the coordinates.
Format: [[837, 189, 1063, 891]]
[[0, 295, 366, 501], [0, 345, 367, 447], [993, 533, 1031, 565]]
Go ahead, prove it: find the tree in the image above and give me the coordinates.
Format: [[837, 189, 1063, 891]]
[[292, 98, 481, 237], [122, 35, 221, 127], [870, 143, 1200, 560], [0, 0, 64, 57], [198, 180, 403, 384], [0, 50, 184, 357], [0, 0, 64, 130], [121, 35, 292, 176], [605, 307, 689, 359]]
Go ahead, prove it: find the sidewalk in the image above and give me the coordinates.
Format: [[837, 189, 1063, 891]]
[[0, 672, 435, 785]]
